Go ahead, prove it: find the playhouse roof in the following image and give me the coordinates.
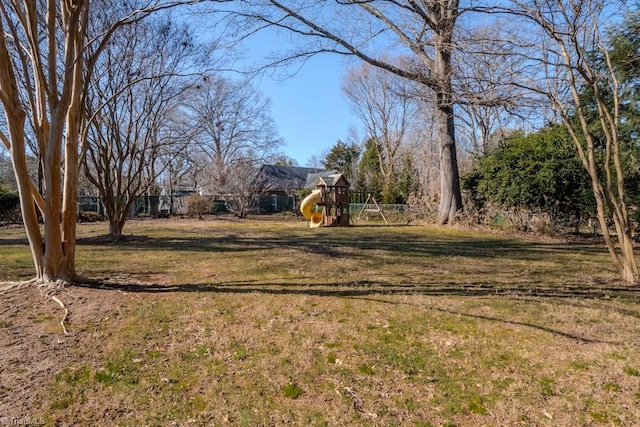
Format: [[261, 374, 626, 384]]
[[313, 172, 350, 188]]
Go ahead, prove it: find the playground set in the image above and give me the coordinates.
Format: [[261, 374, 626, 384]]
[[300, 172, 351, 228]]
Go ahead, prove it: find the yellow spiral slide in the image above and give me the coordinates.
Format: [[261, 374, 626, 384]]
[[300, 189, 323, 228]]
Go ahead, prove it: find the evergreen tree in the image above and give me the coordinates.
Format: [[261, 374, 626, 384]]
[[395, 153, 416, 204], [356, 138, 383, 201], [322, 140, 360, 180]]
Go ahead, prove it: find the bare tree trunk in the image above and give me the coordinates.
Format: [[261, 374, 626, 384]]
[[0, 14, 43, 280], [436, 100, 462, 225], [1, 0, 211, 288], [42, 111, 68, 282], [247, 0, 464, 222], [0, 1, 89, 285], [109, 219, 123, 236], [6, 108, 44, 279], [587, 172, 638, 283], [62, 98, 84, 276], [434, 32, 462, 225], [107, 197, 133, 236]]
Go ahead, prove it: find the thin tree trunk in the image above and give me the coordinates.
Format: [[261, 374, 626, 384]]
[[7, 108, 45, 278], [42, 109, 67, 282], [0, 14, 44, 280]]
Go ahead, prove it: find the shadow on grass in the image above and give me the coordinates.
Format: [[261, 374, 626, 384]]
[[69, 224, 636, 346], [74, 225, 607, 263], [352, 296, 622, 345], [71, 224, 637, 302], [74, 278, 640, 300], [74, 278, 639, 345]]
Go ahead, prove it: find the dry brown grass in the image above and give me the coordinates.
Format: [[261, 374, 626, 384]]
[[1, 217, 639, 426]]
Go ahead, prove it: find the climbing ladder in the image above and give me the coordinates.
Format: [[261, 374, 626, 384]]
[[356, 194, 389, 225]]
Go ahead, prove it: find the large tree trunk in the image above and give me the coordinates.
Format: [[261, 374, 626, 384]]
[[436, 100, 462, 225], [0, 1, 89, 286], [42, 109, 67, 282], [434, 30, 463, 225], [7, 106, 74, 284]]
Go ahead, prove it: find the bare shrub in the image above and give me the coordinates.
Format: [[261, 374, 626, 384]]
[[529, 212, 555, 235], [406, 192, 439, 223], [458, 201, 557, 235], [78, 211, 103, 223], [185, 194, 213, 220]]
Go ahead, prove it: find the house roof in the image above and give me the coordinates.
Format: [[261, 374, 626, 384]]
[[258, 165, 335, 192]]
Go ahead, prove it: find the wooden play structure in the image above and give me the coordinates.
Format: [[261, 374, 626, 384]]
[[356, 194, 389, 225], [300, 172, 351, 227]]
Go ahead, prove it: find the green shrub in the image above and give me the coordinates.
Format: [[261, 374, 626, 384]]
[[0, 184, 20, 224], [462, 125, 594, 227]]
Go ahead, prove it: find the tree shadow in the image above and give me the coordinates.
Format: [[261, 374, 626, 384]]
[[74, 277, 640, 300], [350, 296, 622, 345], [73, 225, 608, 263], [8, 222, 638, 345], [0, 237, 30, 245], [74, 277, 639, 345]]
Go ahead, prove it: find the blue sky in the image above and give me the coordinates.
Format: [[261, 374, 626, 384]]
[[240, 29, 359, 167], [256, 55, 355, 166]]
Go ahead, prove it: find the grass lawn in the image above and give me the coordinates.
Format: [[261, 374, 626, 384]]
[[1, 217, 639, 426]]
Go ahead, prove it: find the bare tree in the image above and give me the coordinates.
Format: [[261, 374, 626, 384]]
[[0, 1, 226, 288], [83, 13, 205, 236], [452, 24, 544, 155], [342, 62, 419, 203], [404, 98, 441, 210], [222, 160, 273, 218], [305, 154, 324, 169], [0, 1, 94, 286], [157, 145, 206, 200], [236, 0, 467, 224], [502, 0, 638, 283], [185, 75, 283, 194]]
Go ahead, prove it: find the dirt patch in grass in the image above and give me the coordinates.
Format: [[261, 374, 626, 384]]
[[0, 285, 129, 420], [1, 219, 640, 425]]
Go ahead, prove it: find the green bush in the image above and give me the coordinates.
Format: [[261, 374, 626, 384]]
[[462, 125, 595, 224], [0, 184, 20, 224]]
